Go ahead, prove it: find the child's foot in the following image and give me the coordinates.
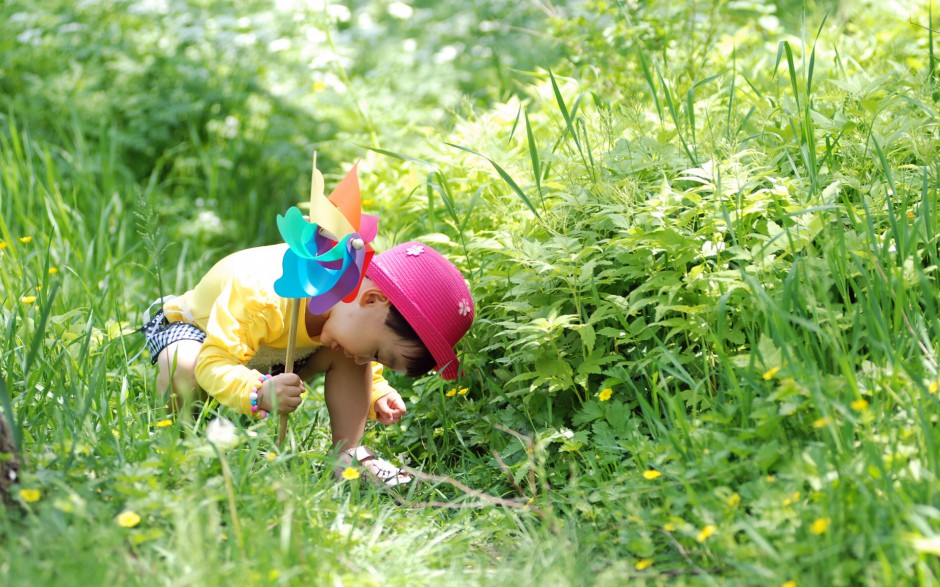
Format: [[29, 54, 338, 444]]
[[336, 446, 412, 487]]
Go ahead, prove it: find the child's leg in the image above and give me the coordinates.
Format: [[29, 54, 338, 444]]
[[156, 340, 207, 413], [305, 348, 411, 486]]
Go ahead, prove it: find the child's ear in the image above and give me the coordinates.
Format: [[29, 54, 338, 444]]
[[360, 288, 390, 307]]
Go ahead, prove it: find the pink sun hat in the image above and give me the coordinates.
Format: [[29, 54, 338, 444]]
[[366, 242, 474, 380]]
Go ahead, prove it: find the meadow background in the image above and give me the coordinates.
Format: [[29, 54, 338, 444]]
[[1, 0, 939, 584]]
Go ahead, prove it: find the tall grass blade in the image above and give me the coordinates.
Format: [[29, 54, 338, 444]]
[[524, 108, 543, 204], [508, 105, 522, 145], [365, 146, 437, 171], [656, 65, 696, 164], [931, 1, 938, 85], [576, 118, 597, 182], [637, 47, 664, 123], [774, 41, 802, 111], [446, 142, 543, 222], [23, 280, 60, 378], [549, 69, 580, 152]]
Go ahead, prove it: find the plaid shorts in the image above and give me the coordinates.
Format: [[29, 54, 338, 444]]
[[141, 302, 313, 375], [143, 309, 207, 365]]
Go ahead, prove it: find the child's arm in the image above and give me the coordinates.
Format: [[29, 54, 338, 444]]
[[194, 276, 298, 414], [368, 364, 398, 418], [297, 359, 404, 423], [369, 364, 406, 424]]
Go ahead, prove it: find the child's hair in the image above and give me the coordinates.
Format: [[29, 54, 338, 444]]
[[386, 305, 436, 376], [366, 241, 474, 380]]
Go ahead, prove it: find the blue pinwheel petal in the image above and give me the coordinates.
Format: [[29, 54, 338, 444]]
[[276, 206, 320, 259]]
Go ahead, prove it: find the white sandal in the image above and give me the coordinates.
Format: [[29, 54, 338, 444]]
[[337, 446, 412, 487]]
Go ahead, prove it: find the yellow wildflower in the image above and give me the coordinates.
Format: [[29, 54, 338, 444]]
[[812, 417, 831, 429], [642, 469, 662, 480], [445, 388, 457, 397], [696, 524, 717, 542], [782, 581, 797, 587], [766, 475, 776, 483], [117, 511, 141, 528], [783, 491, 801, 506], [20, 296, 36, 304], [19, 489, 41, 503], [48, 267, 58, 275], [929, 381, 939, 394], [810, 517, 830, 535], [155, 419, 173, 428], [598, 388, 613, 401], [850, 399, 869, 412], [457, 387, 468, 395], [341, 467, 360, 481], [635, 559, 654, 570], [0, 241, 6, 250], [266, 451, 277, 461], [663, 522, 677, 532], [762, 367, 781, 380], [727, 493, 741, 508], [19, 236, 32, 244], [907, 211, 915, 219]]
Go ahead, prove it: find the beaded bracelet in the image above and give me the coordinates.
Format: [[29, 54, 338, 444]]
[[251, 374, 270, 419]]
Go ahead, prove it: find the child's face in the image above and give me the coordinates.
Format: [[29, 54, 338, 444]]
[[317, 281, 417, 373]]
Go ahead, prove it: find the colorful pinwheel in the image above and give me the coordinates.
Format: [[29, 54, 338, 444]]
[[273, 155, 378, 445], [274, 160, 378, 312]]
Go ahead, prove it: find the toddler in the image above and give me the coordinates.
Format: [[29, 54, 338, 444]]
[[143, 241, 473, 486]]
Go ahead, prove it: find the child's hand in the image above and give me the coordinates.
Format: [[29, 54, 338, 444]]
[[373, 391, 407, 425], [260, 373, 305, 415]]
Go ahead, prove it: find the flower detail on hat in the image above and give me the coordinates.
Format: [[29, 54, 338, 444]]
[[458, 299, 471, 317], [406, 245, 425, 257]]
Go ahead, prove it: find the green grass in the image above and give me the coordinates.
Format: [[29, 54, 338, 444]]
[[3, 0, 940, 585]]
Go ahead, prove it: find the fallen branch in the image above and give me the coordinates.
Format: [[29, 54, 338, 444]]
[[393, 466, 543, 517]]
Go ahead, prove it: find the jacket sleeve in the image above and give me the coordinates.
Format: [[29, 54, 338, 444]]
[[194, 277, 283, 414], [368, 363, 396, 420]]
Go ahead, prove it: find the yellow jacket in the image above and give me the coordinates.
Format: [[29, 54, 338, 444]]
[[163, 244, 396, 417]]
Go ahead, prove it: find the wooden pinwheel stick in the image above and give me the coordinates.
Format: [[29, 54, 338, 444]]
[[278, 297, 300, 447], [278, 151, 323, 447]]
